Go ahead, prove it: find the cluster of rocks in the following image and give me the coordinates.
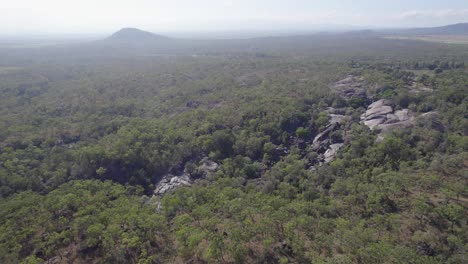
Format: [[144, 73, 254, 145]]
[[310, 121, 345, 165], [153, 158, 219, 196], [323, 143, 344, 163], [361, 99, 415, 134], [305, 106, 356, 166], [330, 75, 367, 99], [144, 158, 219, 212]]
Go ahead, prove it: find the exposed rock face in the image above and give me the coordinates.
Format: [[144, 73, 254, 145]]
[[324, 143, 344, 163], [331, 75, 367, 99], [329, 114, 347, 125], [367, 99, 393, 109], [363, 118, 386, 130], [153, 159, 219, 196], [313, 123, 341, 146], [361, 99, 415, 133], [154, 173, 191, 196], [361, 99, 394, 124], [197, 159, 219, 176], [46, 256, 62, 264], [363, 104, 393, 120], [311, 123, 344, 164], [395, 109, 411, 122]]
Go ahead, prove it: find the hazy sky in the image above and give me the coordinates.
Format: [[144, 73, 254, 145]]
[[2, 0, 468, 35]]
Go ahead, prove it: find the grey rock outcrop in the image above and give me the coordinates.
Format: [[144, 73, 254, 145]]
[[153, 159, 219, 196], [361, 99, 415, 133], [331, 75, 367, 99], [329, 114, 347, 125], [310, 123, 344, 164], [190, 159, 219, 179], [313, 123, 341, 147], [141, 195, 159, 206], [324, 143, 344, 163], [197, 159, 219, 176], [154, 173, 191, 196]]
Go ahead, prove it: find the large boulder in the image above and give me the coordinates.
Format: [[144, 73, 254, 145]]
[[361, 99, 394, 121], [364, 118, 386, 130], [361, 99, 415, 133], [378, 119, 414, 133], [395, 109, 411, 121], [367, 99, 394, 109], [362, 105, 393, 120]]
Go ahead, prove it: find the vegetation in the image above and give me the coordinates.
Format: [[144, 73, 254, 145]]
[[0, 34, 467, 263]]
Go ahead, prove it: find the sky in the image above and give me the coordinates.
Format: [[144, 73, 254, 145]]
[[1, 0, 468, 35]]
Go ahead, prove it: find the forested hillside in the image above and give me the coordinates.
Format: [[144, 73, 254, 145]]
[[0, 33, 467, 263]]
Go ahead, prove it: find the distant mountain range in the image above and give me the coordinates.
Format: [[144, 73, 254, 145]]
[[389, 23, 468, 36], [104, 23, 468, 44], [107, 28, 169, 42]]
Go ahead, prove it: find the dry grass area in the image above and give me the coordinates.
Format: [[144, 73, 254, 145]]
[[0, 67, 21, 75], [386, 35, 468, 45]]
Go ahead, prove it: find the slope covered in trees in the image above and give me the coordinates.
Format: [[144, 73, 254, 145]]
[[0, 33, 467, 263]]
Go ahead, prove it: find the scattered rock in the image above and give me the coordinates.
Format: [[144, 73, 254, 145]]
[[275, 146, 289, 155], [193, 159, 219, 179], [417, 241, 436, 256], [198, 159, 219, 174], [186, 100, 201, 108], [154, 173, 191, 196], [45, 256, 63, 264], [324, 143, 344, 163], [409, 83, 434, 93]]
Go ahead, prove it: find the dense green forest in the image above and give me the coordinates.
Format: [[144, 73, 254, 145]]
[[0, 34, 467, 263]]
